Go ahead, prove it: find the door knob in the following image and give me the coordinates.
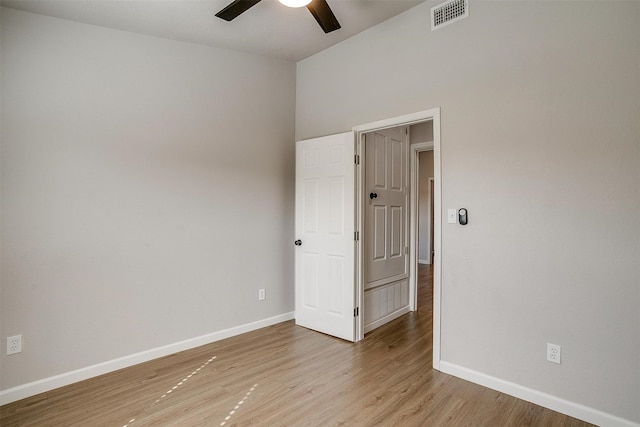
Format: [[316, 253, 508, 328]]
[[294, 240, 302, 246], [369, 192, 378, 199]]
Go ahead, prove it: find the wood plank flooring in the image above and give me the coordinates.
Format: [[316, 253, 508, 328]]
[[1, 265, 593, 426]]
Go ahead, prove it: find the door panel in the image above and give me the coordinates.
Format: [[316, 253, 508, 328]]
[[329, 178, 344, 234], [303, 253, 319, 308], [295, 132, 355, 342], [374, 134, 386, 187], [365, 127, 409, 288], [373, 206, 386, 260], [363, 278, 409, 333], [391, 139, 403, 190], [303, 180, 319, 233], [391, 206, 402, 257]]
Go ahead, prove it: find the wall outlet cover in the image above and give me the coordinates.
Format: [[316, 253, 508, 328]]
[[547, 343, 561, 364], [7, 335, 22, 355]]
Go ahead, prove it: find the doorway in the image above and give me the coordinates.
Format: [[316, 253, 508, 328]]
[[353, 108, 442, 370], [411, 143, 434, 311], [417, 152, 435, 267]]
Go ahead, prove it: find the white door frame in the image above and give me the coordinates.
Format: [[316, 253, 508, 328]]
[[353, 108, 442, 371]]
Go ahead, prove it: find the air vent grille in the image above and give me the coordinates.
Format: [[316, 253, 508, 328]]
[[431, 0, 468, 31]]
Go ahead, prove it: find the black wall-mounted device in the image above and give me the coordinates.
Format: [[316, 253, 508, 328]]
[[458, 208, 468, 225]]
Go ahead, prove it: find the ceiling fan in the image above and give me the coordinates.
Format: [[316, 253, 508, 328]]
[[215, 0, 341, 34]]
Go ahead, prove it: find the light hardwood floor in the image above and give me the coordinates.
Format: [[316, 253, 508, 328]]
[[1, 265, 593, 426]]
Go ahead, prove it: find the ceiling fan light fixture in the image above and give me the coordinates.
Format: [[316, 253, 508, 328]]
[[215, 0, 340, 34], [278, 0, 312, 8]]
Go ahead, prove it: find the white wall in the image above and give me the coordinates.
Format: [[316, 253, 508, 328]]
[[1, 8, 296, 393], [297, 1, 640, 424]]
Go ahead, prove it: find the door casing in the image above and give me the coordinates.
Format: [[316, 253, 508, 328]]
[[353, 108, 442, 371]]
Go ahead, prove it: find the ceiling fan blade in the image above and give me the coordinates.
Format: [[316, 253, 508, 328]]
[[306, 0, 341, 33], [215, 0, 262, 21]]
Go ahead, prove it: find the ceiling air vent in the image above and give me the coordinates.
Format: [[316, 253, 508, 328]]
[[431, 0, 468, 31]]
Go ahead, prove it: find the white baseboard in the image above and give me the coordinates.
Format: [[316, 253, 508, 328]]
[[439, 361, 639, 427], [418, 259, 431, 265], [0, 312, 295, 406]]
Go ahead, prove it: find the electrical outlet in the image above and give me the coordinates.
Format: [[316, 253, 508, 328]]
[[7, 335, 22, 355], [547, 343, 561, 364], [258, 289, 265, 301]]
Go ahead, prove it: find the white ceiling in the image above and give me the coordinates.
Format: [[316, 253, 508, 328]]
[[1, 0, 425, 61]]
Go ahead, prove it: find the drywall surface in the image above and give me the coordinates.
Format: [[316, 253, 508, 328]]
[[297, 1, 640, 423], [409, 120, 432, 145], [1, 8, 295, 390]]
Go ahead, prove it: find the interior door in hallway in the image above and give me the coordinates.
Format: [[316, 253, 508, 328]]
[[365, 126, 409, 286], [294, 132, 356, 342], [363, 126, 410, 332]]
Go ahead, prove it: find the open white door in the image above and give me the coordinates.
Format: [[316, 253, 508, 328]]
[[295, 132, 356, 342], [362, 126, 410, 332]]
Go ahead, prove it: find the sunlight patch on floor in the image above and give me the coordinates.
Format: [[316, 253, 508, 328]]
[[121, 355, 217, 427], [220, 383, 258, 426]]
